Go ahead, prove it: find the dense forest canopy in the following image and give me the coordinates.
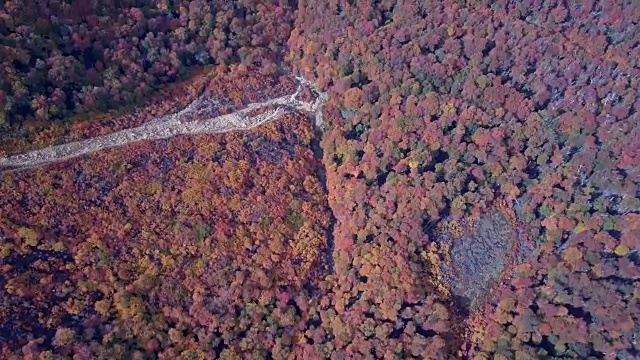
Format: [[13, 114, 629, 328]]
[[1, 1, 639, 359], [0, 0, 293, 127]]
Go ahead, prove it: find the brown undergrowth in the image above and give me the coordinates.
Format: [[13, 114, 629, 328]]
[[421, 199, 537, 357]]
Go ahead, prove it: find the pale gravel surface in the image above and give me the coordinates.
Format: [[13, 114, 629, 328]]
[[0, 76, 327, 172]]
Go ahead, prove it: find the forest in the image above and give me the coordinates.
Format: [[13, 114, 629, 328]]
[[1, 0, 639, 359]]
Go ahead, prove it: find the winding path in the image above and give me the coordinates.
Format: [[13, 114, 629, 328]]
[[0, 76, 327, 172]]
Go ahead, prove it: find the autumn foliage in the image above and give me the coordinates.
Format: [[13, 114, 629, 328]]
[[1, 0, 639, 359], [288, 0, 639, 358], [0, 0, 294, 129], [1, 108, 334, 359], [0, 65, 296, 157]]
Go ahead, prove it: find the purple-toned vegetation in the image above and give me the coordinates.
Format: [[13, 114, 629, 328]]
[[1, 1, 638, 359]]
